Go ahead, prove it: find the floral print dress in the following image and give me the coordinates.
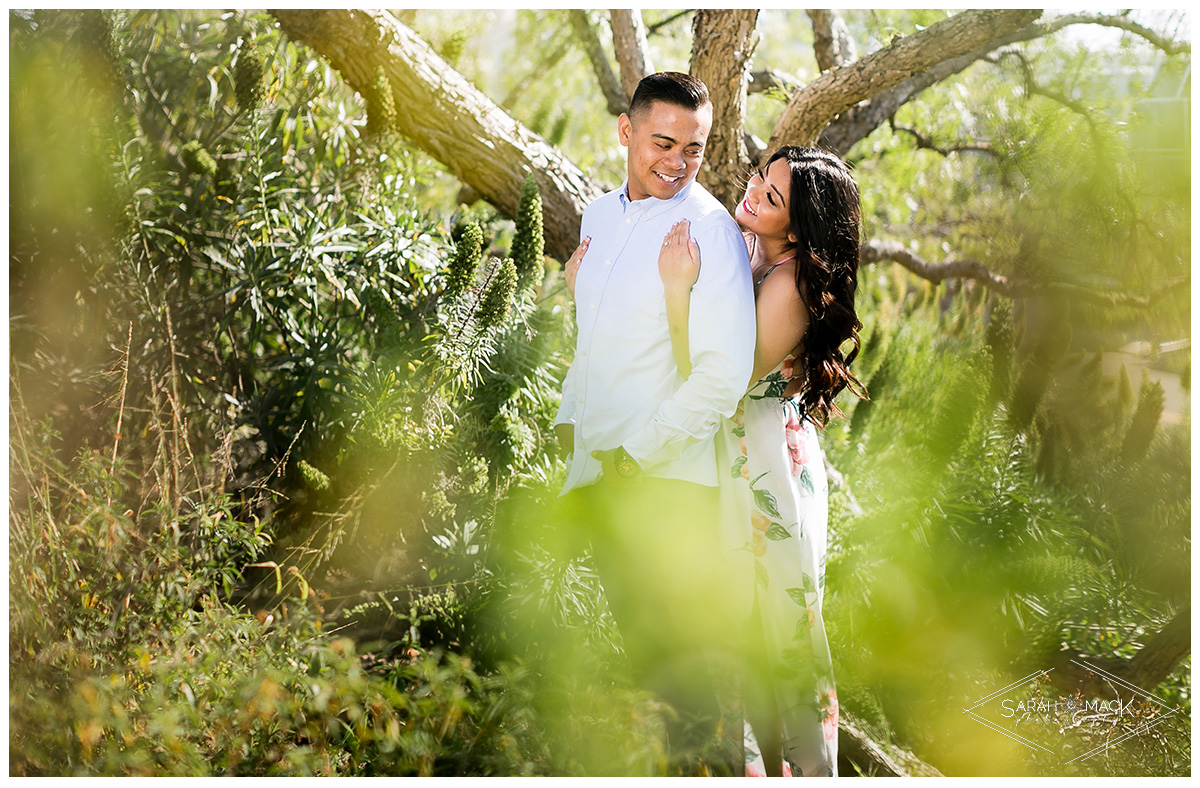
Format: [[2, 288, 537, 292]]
[[718, 356, 839, 777]]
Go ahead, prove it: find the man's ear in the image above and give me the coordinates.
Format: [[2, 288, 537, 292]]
[[617, 113, 632, 147]]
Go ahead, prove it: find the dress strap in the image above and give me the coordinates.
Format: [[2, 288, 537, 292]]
[[754, 254, 796, 287]]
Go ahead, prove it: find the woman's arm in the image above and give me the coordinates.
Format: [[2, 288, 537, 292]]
[[658, 221, 702, 379]]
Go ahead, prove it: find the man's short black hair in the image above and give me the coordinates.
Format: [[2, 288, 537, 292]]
[[628, 71, 710, 119]]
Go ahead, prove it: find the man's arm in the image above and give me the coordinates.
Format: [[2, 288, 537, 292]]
[[621, 222, 756, 469], [553, 352, 578, 459]]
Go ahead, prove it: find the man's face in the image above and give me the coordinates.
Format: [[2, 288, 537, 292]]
[[618, 99, 712, 202]]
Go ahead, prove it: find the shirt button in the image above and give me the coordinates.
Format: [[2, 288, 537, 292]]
[[590, 303, 597, 309], [605, 259, 612, 266], [626, 218, 632, 224]]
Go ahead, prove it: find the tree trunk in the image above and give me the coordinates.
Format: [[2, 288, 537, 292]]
[[807, 9, 856, 72], [610, 9, 653, 102], [689, 9, 759, 212], [1047, 605, 1191, 699], [271, 9, 604, 262], [768, 9, 1042, 150], [569, 9, 627, 116]]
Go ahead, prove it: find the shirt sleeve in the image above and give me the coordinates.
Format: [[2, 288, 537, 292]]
[[621, 220, 756, 469], [554, 359, 577, 426]]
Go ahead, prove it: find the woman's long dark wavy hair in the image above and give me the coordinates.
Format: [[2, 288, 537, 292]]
[[768, 146, 867, 426]]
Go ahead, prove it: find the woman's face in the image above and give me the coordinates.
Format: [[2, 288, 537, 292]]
[[735, 158, 793, 244]]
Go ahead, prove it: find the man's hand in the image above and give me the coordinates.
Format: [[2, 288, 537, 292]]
[[590, 448, 641, 486], [554, 423, 574, 460]]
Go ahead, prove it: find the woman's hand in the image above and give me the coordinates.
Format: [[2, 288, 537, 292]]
[[564, 237, 590, 298], [658, 220, 701, 295]]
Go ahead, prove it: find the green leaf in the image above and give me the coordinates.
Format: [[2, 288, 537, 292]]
[[800, 466, 815, 495], [753, 487, 781, 520], [786, 587, 806, 606], [755, 560, 769, 589], [731, 455, 747, 479], [766, 522, 792, 541]]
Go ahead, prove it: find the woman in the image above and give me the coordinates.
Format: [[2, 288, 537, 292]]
[[565, 146, 866, 776]]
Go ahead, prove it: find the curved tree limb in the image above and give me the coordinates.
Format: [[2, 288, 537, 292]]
[[807, 9, 856, 72], [770, 10, 1042, 151], [1026, 11, 1191, 56], [861, 239, 1187, 309], [818, 47, 998, 156], [689, 8, 759, 211], [610, 8, 653, 102], [646, 9, 693, 37], [819, 10, 1188, 156], [568, 9, 626, 116], [889, 117, 1002, 159], [748, 68, 801, 97], [271, 9, 604, 262]]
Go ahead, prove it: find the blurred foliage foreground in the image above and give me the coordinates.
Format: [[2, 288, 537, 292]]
[[9, 10, 1190, 777]]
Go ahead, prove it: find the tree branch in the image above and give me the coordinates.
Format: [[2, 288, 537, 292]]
[[889, 117, 1002, 159], [609, 9, 653, 103], [818, 11, 1186, 156], [646, 10, 693, 37], [770, 10, 1042, 150], [806, 9, 856, 72], [1026, 11, 1191, 56], [271, 9, 604, 262], [860, 239, 1187, 308], [747, 68, 801, 97], [568, 9, 626, 116]]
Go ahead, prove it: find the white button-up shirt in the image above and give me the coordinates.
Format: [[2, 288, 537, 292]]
[[555, 179, 756, 493]]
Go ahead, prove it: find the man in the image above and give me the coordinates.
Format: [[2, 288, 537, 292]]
[[553, 72, 757, 769]]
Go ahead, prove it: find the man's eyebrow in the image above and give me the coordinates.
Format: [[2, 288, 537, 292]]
[[651, 133, 677, 145]]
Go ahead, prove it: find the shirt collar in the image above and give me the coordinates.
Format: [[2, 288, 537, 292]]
[[618, 178, 695, 216]]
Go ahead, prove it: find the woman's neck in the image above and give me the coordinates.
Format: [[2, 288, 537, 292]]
[[750, 233, 796, 270]]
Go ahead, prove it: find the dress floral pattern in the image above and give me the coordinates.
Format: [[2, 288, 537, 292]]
[[720, 358, 838, 777]]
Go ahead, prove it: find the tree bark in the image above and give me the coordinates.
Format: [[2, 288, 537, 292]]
[[689, 9, 759, 212], [1047, 605, 1191, 699], [816, 10, 1184, 157], [807, 9, 856, 72], [768, 9, 1042, 151], [610, 9, 653, 102], [569, 9, 627, 116], [271, 9, 604, 263], [818, 48, 993, 156]]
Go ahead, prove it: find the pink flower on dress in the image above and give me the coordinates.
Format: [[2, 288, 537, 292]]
[[819, 688, 839, 742], [781, 354, 798, 380], [785, 409, 810, 476], [739, 434, 748, 457], [804, 606, 817, 629]]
